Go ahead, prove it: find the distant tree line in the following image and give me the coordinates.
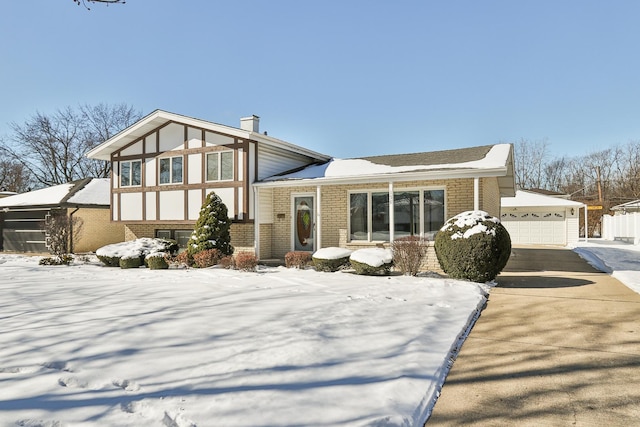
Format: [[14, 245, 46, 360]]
[[0, 103, 141, 192]]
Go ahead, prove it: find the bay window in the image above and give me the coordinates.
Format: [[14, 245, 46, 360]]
[[348, 188, 445, 241]]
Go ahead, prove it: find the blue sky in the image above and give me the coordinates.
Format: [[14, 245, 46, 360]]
[[2, 1, 640, 159]]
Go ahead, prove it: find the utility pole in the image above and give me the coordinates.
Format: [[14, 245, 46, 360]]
[[596, 166, 603, 203]]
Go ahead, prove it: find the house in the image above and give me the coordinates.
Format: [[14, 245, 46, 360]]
[[0, 178, 124, 253], [611, 199, 640, 215], [500, 190, 586, 246], [87, 110, 515, 270]]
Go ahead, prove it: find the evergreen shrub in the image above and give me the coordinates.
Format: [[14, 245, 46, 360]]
[[97, 255, 121, 267], [39, 255, 74, 266], [350, 248, 393, 275], [146, 254, 169, 270], [312, 247, 352, 272], [187, 192, 233, 257], [119, 256, 143, 269], [434, 210, 511, 282]]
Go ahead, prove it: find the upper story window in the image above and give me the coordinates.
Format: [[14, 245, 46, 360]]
[[349, 188, 445, 242], [159, 156, 183, 184], [120, 160, 141, 187], [206, 151, 234, 181]]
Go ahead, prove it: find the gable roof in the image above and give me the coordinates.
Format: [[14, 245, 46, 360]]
[[0, 178, 110, 209], [501, 190, 585, 208], [611, 199, 640, 211], [86, 109, 330, 162], [257, 144, 516, 197]]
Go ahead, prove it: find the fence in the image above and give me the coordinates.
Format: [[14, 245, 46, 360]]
[[601, 213, 640, 244]]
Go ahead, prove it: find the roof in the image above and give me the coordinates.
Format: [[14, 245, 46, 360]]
[[501, 190, 585, 208], [0, 178, 110, 209], [257, 144, 516, 197], [86, 109, 331, 162], [611, 199, 640, 211], [522, 188, 571, 199]]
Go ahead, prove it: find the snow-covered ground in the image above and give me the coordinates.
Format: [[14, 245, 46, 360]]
[[573, 238, 640, 295], [0, 254, 487, 427]]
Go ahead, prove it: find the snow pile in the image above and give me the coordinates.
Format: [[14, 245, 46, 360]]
[[574, 240, 640, 294], [350, 248, 393, 267], [96, 238, 172, 260], [0, 254, 487, 426], [313, 247, 352, 260]]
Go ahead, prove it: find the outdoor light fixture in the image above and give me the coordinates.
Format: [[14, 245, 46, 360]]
[[571, 208, 575, 215]]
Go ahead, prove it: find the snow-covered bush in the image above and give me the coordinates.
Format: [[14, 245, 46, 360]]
[[235, 252, 257, 271], [96, 238, 178, 268], [39, 254, 74, 266], [187, 192, 233, 257], [192, 248, 222, 268], [392, 236, 428, 276], [285, 251, 312, 269], [119, 256, 143, 269], [434, 210, 511, 282], [145, 253, 169, 270], [312, 247, 352, 272], [350, 248, 393, 275]]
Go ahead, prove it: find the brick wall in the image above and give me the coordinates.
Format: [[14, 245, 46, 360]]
[[70, 207, 125, 253]]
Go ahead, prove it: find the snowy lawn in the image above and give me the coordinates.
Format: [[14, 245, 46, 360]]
[[0, 255, 488, 427]]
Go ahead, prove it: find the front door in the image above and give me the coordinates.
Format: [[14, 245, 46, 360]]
[[293, 195, 315, 252]]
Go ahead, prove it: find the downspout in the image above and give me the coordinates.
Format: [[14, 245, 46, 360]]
[[316, 185, 321, 251], [474, 177, 480, 211], [69, 207, 80, 254], [254, 187, 260, 259], [389, 182, 394, 243]]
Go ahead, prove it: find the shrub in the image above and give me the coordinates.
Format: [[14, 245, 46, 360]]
[[219, 255, 235, 269], [350, 248, 393, 275], [312, 247, 352, 272], [192, 248, 222, 268], [235, 252, 257, 272], [97, 254, 121, 267], [146, 253, 169, 270], [96, 238, 178, 268], [434, 210, 511, 282], [119, 256, 143, 269], [39, 254, 73, 266], [187, 192, 233, 257], [392, 236, 428, 276], [285, 251, 312, 269]]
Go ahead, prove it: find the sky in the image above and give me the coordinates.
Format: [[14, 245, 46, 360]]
[[2, 1, 640, 160]]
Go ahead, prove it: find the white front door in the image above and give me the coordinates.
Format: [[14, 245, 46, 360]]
[[293, 195, 315, 252]]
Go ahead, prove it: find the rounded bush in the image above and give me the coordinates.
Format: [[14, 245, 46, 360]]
[[146, 254, 169, 270], [97, 255, 121, 267], [350, 248, 393, 276], [434, 210, 511, 282], [119, 256, 143, 269], [312, 247, 352, 272]]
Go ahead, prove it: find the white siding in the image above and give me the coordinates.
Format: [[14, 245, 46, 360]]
[[145, 158, 156, 187], [121, 193, 143, 221], [159, 123, 185, 152], [567, 216, 579, 245], [121, 140, 143, 157], [112, 161, 119, 188], [205, 131, 233, 147], [188, 189, 202, 220], [187, 127, 202, 149], [145, 133, 157, 154], [188, 153, 202, 184], [159, 191, 185, 220], [257, 144, 317, 180], [112, 194, 118, 221], [146, 192, 157, 221], [207, 188, 235, 218]]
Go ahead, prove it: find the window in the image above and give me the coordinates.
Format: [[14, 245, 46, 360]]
[[206, 151, 234, 181], [120, 160, 141, 187], [348, 189, 445, 241], [159, 156, 183, 184], [155, 229, 193, 251]]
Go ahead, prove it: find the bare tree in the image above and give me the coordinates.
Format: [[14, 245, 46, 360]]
[[0, 151, 31, 192], [513, 138, 550, 190], [43, 210, 84, 256], [1, 104, 140, 188], [73, 0, 125, 10]]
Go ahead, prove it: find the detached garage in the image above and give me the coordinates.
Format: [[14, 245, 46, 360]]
[[501, 190, 586, 246]]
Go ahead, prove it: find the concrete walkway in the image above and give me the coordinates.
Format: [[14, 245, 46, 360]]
[[427, 246, 640, 426]]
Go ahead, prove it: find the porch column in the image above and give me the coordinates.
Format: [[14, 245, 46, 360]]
[[254, 186, 260, 259], [474, 177, 480, 211], [316, 185, 322, 250], [389, 182, 394, 243], [584, 204, 588, 243]]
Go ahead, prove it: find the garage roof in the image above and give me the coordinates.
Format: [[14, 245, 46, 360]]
[[502, 190, 585, 208], [0, 178, 110, 209]]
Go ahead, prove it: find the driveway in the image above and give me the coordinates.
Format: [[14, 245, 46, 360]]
[[427, 246, 640, 426]]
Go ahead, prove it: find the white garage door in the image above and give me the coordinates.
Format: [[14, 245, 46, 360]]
[[501, 210, 566, 245]]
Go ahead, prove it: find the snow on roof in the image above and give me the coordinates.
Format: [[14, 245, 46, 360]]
[[67, 178, 110, 205], [611, 199, 640, 210], [0, 178, 110, 208], [262, 144, 512, 183], [501, 190, 584, 208]]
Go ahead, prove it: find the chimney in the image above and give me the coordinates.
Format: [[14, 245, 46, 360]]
[[240, 115, 260, 133]]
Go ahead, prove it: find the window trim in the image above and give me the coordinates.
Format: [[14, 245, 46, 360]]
[[347, 187, 446, 242], [119, 159, 142, 187], [206, 150, 234, 182], [159, 155, 183, 185]]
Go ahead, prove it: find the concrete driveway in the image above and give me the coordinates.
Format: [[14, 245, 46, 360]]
[[427, 246, 640, 426]]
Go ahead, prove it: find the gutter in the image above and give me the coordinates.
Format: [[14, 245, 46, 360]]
[[68, 206, 80, 254]]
